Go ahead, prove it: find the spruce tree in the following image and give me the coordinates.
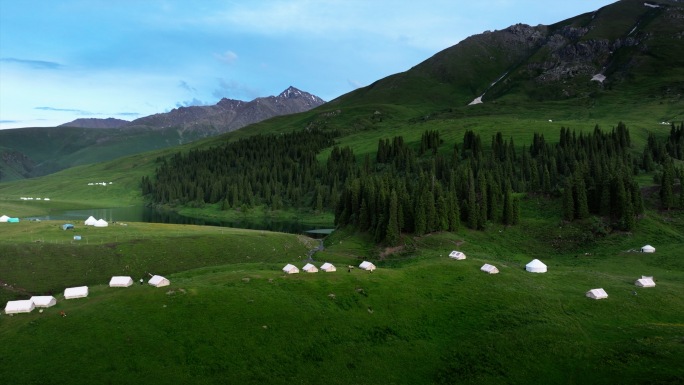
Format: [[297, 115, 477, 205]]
[[385, 190, 401, 245]]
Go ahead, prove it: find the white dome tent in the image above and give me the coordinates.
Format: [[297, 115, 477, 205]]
[[525, 259, 547, 273], [640, 245, 655, 253], [0, 215, 10, 223], [84, 216, 97, 226], [359, 261, 376, 271], [94, 219, 109, 227]]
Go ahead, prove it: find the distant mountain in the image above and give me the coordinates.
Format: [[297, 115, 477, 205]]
[[0, 86, 325, 181], [60, 117, 130, 129], [127, 86, 326, 134]]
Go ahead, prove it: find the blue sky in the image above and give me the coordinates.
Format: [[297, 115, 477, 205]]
[[0, 0, 617, 129]]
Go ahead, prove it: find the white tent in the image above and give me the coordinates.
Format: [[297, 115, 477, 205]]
[[480, 264, 499, 274], [525, 259, 547, 273], [109, 276, 134, 287], [302, 263, 318, 273], [586, 288, 608, 300], [282, 264, 299, 274], [449, 250, 466, 260], [641, 245, 655, 253], [148, 275, 170, 287], [94, 219, 109, 227], [84, 216, 97, 226], [64, 286, 89, 299], [635, 276, 656, 287], [5, 300, 35, 314], [30, 296, 57, 308], [0, 215, 9, 223], [320, 262, 336, 272], [359, 261, 376, 271]]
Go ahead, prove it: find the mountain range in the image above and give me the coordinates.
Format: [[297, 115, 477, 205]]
[[1, 0, 683, 182], [1, 87, 324, 180]]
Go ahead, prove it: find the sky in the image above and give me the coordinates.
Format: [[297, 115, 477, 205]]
[[0, 0, 617, 130]]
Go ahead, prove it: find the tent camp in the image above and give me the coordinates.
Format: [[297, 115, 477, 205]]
[[449, 250, 466, 260], [94, 219, 109, 227], [84, 216, 97, 226], [64, 286, 89, 299], [525, 259, 547, 273], [30, 296, 57, 308], [0, 215, 9, 222], [359, 261, 376, 271], [641, 245, 655, 253], [481, 264, 499, 274], [148, 275, 170, 287], [635, 276, 656, 287], [586, 288, 608, 300], [5, 300, 35, 314], [62, 223, 75, 230], [320, 262, 336, 272], [109, 276, 134, 287], [302, 263, 318, 273], [282, 264, 299, 274]]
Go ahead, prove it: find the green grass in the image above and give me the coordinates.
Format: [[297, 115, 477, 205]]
[[1, 200, 683, 384]]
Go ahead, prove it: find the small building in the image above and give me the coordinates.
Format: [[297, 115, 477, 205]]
[[109, 276, 134, 287], [64, 286, 89, 299], [635, 276, 656, 287], [359, 261, 376, 271], [62, 223, 75, 230], [30, 296, 57, 308], [148, 275, 170, 287], [480, 264, 499, 274], [586, 288, 608, 300], [7, 217, 20, 223], [5, 300, 35, 314], [641, 245, 655, 253], [449, 250, 466, 260], [525, 259, 547, 273], [320, 262, 336, 272], [282, 264, 299, 274], [302, 263, 318, 273]]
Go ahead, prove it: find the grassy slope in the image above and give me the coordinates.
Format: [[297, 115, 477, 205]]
[[0, 204, 682, 384]]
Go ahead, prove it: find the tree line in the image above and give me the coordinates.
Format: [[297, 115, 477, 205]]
[[143, 122, 683, 245]]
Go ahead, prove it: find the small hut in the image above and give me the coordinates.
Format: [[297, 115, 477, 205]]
[[449, 250, 466, 260], [586, 288, 608, 300], [302, 263, 318, 273], [282, 264, 299, 274], [480, 264, 499, 274], [359, 261, 376, 271], [320, 262, 336, 272], [30, 296, 57, 308], [635, 276, 656, 287]]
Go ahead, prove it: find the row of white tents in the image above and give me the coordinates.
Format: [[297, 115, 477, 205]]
[[282, 261, 376, 274], [586, 276, 655, 300], [4, 275, 170, 315], [449, 250, 656, 299]]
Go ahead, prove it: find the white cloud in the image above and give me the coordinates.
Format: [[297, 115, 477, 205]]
[[214, 50, 238, 64]]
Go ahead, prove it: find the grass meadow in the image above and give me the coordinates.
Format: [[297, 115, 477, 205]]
[[1, 200, 683, 384]]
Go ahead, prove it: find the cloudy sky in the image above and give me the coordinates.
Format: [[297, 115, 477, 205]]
[[0, 0, 617, 129]]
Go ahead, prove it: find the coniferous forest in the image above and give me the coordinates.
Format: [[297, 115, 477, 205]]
[[143, 122, 684, 245]]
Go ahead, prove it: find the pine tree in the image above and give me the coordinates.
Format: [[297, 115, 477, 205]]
[[385, 190, 401, 245], [562, 181, 574, 221], [660, 157, 675, 210]]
